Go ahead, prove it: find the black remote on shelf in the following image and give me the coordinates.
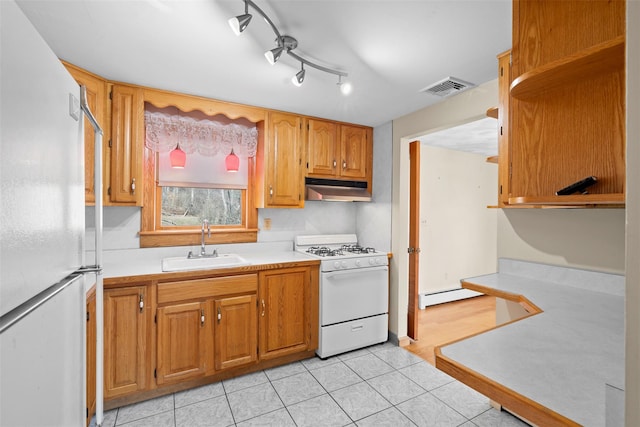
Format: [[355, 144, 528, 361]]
[[555, 176, 598, 195]]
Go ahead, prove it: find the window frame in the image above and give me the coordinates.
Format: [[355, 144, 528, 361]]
[[140, 148, 259, 248]]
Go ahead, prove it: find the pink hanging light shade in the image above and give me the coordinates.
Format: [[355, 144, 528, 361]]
[[225, 148, 240, 172], [170, 145, 186, 168]]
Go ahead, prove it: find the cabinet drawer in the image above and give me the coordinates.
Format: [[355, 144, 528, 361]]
[[158, 274, 257, 304]]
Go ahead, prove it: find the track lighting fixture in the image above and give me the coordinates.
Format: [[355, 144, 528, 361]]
[[228, 0, 252, 36], [229, 0, 349, 90], [337, 75, 353, 96], [265, 46, 283, 65], [292, 64, 305, 87]]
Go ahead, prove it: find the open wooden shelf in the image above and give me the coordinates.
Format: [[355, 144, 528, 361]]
[[508, 193, 625, 206], [486, 107, 498, 119], [510, 36, 625, 100]]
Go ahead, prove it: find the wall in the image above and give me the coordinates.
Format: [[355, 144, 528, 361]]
[[498, 209, 625, 274], [626, 1, 639, 424], [357, 121, 393, 252], [419, 146, 497, 294]]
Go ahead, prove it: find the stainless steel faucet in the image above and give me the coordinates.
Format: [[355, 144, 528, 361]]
[[200, 219, 210, 256], [188, 219, 217, 258]]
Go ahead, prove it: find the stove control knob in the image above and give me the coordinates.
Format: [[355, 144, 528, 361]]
[[368, 258, 375, 265], [333, 261, 341, 269], [375, 258, 382, 265], [341, 261, 348, 269], [355, 260, 361, 267]]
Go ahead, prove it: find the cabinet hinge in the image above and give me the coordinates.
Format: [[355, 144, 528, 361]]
[[306, 162, 309, 169], [500, 184, 503, 195], [108, 139, 112, 148], [154, 314, 157, 323], [107, 187, 111, 196], [86, 311, 90, 321], [109, 91, 113, 100], [154, 369, 157, 378], [500, 126, 503, 136], [86, 408, 89, 419], [500, 66, 503, 77]]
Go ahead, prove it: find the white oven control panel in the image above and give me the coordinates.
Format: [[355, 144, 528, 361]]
[[321, 255, 388, 272]]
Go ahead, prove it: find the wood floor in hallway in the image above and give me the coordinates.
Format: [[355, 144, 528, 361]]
[[404, 295, 497, 365]]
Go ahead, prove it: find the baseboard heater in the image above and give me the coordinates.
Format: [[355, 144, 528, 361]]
[[418, 288, 483, 309]]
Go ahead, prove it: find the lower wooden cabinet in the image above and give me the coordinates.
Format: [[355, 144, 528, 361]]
[[214, 294, 258, 370], [104, 284, 151, 399], [86, 288, 96, 426], [156, 301, 208, 385], [102, 264, 318, 406], [259, 267, 313, 359]]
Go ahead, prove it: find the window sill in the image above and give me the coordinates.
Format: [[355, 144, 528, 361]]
[[139, 228, 258, 248]]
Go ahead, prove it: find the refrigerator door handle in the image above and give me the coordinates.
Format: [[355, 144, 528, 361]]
[[0, 273, 84, 334]]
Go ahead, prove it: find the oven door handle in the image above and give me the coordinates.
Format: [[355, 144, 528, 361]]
[[323, 265, 388, 279]]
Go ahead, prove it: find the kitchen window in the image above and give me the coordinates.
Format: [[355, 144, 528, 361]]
[[140, 106, 259, 247]]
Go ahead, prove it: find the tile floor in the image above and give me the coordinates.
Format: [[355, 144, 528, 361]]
[[91, 343, 529, 427]]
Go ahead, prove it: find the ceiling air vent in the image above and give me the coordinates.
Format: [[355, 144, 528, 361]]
[[420, 76, 476, 97]]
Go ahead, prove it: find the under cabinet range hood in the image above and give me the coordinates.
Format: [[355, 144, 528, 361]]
[[305, 178, 372, 202]]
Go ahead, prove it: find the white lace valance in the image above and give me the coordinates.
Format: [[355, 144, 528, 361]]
[[145, 110, 258, 157]]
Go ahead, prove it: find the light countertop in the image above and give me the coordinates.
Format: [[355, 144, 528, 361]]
[[85, 241, 319, 281], [439, 259, 624, 427]]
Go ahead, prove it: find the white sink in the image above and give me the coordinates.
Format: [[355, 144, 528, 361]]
[[162, 254, 250, 272]]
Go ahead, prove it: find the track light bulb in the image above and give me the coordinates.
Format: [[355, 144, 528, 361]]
[[339, 81, 353, 96], [292, 66, 305, 87], [265, 46, 284, 65]]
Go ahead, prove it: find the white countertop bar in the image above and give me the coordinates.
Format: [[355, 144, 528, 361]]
[[440, 259, 624, 427]]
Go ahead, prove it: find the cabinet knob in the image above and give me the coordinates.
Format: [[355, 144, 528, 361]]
[[269, 185, 273, 197], [342, 160, 347, 170], [200, 309, 205, 326], [217, 307, 221, 323], [131, 178, 136, 195], [261, 299, 265, 317], [139, 294, 144, 312], [333, 159, 337, 168]]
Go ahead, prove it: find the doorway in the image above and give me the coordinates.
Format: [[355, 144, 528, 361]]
[[407, 117, 498, 340]]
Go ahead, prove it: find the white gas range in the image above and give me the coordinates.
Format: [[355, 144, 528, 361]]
[[295, 234, 389, 358]]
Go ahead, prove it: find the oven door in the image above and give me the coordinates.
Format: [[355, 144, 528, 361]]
[[320, 265, 389, 326]]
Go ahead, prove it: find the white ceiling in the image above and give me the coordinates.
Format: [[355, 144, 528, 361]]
[[16, 0, 512, 129], [419, 117, 498, 157]]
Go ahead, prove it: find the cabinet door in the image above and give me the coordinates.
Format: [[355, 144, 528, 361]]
[[214, 294, 257, 370], [259, 267, 310, 359], [307, 119, 338, 177], [339, 125, 369, 180], [496, 51, 511, 207], [86, 290, 96, 426], [110, 84, 143, 205], [104, 286, 148, 399], [266, 112, 304, 207], [63, 63, 107, 205], [156, 301, 207, 385]]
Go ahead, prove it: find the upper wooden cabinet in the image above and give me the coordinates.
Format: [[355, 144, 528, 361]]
[[110, 84, 144, 205], [496, 50, 511, 208], [62, 62, 107, 205], [257, 111, 305, 208], [306, 119, 373, 186], [505, 0, 625, 207]]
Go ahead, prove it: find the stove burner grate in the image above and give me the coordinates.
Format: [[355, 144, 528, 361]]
[[341, 244, 376, 254]]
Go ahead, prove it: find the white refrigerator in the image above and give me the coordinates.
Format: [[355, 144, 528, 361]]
[[1, 1, 92, 425]]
